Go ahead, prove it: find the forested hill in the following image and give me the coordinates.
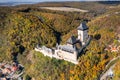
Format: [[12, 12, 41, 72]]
[[0, 2, 120, 80]]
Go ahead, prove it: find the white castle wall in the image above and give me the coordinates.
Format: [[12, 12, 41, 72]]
[[55, 49, 77, 61], [35, 47, 78, 64], [35, 47, 53, 58], [34, 36, 91, 64]]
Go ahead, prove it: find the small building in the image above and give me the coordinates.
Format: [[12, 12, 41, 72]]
[[105, 44, 120, 52], [11, 65, 18, 72]]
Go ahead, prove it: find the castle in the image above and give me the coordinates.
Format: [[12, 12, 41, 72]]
[[35, 22, 91, 64]]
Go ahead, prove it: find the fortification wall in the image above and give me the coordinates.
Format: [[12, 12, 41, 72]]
[[35, 48, 53, 58], [55, 50, 77, 61]]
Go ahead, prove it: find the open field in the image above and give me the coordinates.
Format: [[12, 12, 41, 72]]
[[40, 7, 88, 12]]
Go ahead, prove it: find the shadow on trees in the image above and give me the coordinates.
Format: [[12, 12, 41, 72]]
[[18, 8, 31, 13], [94, 34, 101, 40], [12, 45, 25, 62]]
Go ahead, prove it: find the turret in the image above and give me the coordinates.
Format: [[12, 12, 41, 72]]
[[77, 22, 89, 45]]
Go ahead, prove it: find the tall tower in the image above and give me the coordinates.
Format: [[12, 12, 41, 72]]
[[77, 22, 89, 45]]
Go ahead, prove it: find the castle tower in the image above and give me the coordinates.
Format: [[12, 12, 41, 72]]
[[77, 22, 89, 45]]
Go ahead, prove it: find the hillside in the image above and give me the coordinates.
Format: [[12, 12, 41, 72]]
[[0, 1, 120, 80]]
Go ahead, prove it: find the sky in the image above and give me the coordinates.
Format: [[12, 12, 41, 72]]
[[0, 0, 114, 3], [0, 0, 82, 3]]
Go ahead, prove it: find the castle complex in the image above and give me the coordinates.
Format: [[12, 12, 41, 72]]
[[35, 22, 91, 64]]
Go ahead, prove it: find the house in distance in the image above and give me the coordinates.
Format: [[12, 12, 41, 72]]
[[35, 22, 91, 64]]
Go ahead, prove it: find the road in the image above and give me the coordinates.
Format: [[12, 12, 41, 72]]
[[100, 64, 115, 80], [100, 56, 120, 80]]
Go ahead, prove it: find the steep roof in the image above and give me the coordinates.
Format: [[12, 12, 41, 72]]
[[77, 22, 88, 30], [59, 45, 76, 53], [67, 36, 76, 45]]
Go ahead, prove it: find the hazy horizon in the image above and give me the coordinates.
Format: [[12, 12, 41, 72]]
[[0, 0, 117, 3], [0, 0, 81, 3]]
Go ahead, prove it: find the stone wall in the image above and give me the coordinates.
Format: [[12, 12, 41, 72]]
[[55, 49, 77, 61]]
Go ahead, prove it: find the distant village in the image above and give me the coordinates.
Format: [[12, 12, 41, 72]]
[[0, 61, 24, 80], [35, 22, 91, 64], [105, 35, 120, 53], [105, 44, 120, 52]]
